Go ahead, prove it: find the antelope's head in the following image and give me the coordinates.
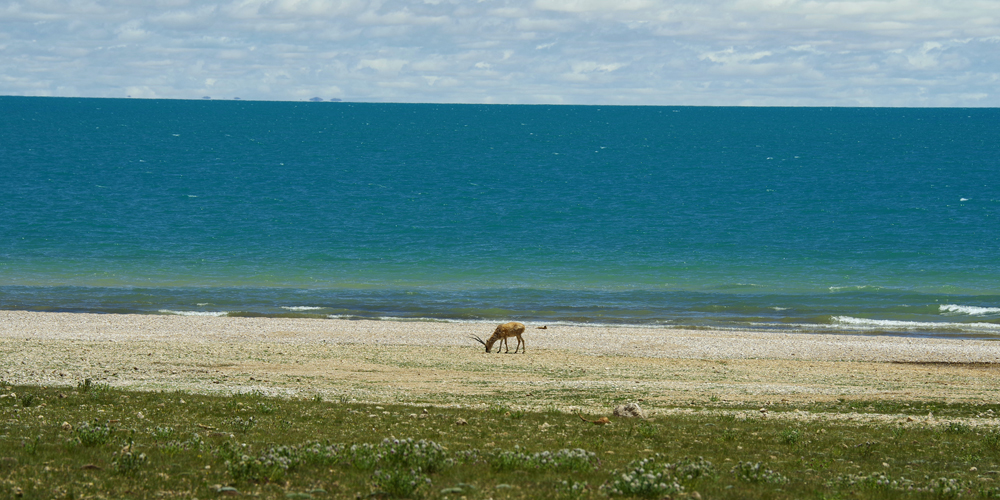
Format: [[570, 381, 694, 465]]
[[470, 335, 491, 353]]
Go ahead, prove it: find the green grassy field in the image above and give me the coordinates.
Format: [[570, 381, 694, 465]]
[[2, 382, 1000, 499]]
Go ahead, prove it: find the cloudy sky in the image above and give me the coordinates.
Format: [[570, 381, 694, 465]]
[[2, 0, 998, 106]]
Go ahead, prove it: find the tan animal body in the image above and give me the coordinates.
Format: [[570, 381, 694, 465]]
[[471, 321, 526, 353], [579, 414, 611, 425]]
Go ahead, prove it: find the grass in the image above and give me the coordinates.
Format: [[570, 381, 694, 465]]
[[2, 383, 1000, 499]]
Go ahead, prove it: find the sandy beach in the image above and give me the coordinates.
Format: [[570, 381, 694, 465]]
[[2, 310, 999, 417]]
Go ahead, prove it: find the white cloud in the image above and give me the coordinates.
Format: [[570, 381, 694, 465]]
[[905, 41, 942, 69], [0, 0, 997, 105], [150, 6, 218, 29], [570, 61, 626, 73], [534, 0, 656, 13], [358, 58, 409, 75], [700, 47, 773, 64], [115, 20, 150, 42]]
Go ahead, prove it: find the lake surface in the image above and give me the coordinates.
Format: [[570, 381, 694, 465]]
[[2, 97, 998, 338]]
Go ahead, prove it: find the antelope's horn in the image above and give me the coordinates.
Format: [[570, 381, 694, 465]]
[[470, 335, 487, 346]]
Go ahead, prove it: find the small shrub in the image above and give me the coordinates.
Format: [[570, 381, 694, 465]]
[[490, 448, 528, 472], [297, 441, 343, 466], [927, 477, 966, 499], [220, 444, 288, 483], [556, 480, 590, 498], [983, 430, 1000, 450], [150, 426, 176, 441], [372, 468, 431, 498], [718, 428, 739, 442], [229, 416, 256, 433], [21, 436, 41, 455], [488, 403, 510, 416], [732, 461, 789, 485], [19, 393, 36, 407], [452, 448, 484, 465], [187, 433, 207, 451], [780, 429, 800, 445], [489, 446, 596, 472], [219, 442, 306, 483], [665, 456, 715, 482], [226, 453, 267, 482], [636, 422, 657, 438], [532, 448, 598, 472], [112, 442, 147, 475], [159, 440, 188, 456], [828, 472, 902, 491], [852, 440, 880, 458], [981, 485, 1000, 499], [78, 379, 114, 400], [944, 422, 971, 435], [604, 458, 685, 498], [74, 420, 113, 446], [349, 443, 380, 470], [379, 438, 451, 473]]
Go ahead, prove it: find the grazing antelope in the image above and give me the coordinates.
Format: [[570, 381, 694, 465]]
[[471, 321, 526, 354]]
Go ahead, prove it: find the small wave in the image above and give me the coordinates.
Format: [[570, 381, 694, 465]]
[[940, 304, 1000, 316], [832, 316, 1000, 331], [158, 309, 228, 317], [828, 285, 882, 292], [282, 306, 323, 311]]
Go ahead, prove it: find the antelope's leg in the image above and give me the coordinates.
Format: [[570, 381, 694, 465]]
[[502, 337, 510, 353]]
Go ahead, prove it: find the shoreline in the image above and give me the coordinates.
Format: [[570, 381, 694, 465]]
[[2, 310, 1000, 414], [3, 310, 998, 363]]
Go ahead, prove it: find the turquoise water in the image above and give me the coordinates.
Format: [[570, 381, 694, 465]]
[[2, 97, 999, 337]]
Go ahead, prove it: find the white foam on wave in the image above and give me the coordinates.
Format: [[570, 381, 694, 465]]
[[158, 310, 229, 317], [832, 316, 1000, 331], [282, 306, 323, 311], [940, 304, 1000, 316], [320, 316, 666, 329], [828, 285, 881, 292]]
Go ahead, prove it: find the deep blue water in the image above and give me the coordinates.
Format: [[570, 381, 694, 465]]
[[2, 97, 999, 337]]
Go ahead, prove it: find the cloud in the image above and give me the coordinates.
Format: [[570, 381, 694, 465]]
[[149, 6, 219, 29], [115, 20, 151, 42], [570, 61, 626, 73], [0, 0, 997, 105], [358, 58, 409, 75], [700, 47, 773, 64], [534, 0, 656, 13]]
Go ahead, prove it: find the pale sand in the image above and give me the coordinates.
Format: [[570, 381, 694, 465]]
[[2, 311, 999, 421]]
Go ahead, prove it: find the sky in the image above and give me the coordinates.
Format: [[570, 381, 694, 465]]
[[2, 0, 998, 106]]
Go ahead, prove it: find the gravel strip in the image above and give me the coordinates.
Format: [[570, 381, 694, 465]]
[[2, 311, 1000, 414], [2, 311, 998, 363]]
